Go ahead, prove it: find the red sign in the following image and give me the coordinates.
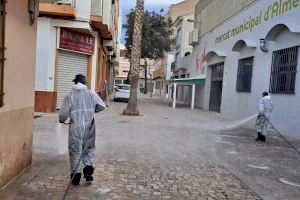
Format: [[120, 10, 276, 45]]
[[60, 28, 95, 55]]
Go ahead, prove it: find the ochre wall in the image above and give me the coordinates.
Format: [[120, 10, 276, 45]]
[[197, 0, 257, 35], [0, 0, 37, 189], [168, 0, 199, 22]]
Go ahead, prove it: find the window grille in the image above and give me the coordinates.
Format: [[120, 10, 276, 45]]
[[236, 57, 254, 92], [0, 0, 6, 107], [270, 46, 299, 94]]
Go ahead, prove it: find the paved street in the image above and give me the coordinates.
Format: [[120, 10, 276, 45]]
[[1, 95, 300, 200]]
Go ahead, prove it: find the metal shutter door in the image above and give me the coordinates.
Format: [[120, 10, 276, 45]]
[[57, 50, 88, 109]]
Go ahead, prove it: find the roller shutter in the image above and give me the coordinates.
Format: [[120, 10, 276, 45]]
[[57, 50, 88, 108]]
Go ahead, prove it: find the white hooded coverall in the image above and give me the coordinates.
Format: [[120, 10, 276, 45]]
[[255, 95, 274, 136], [59, 83, 106, 173]]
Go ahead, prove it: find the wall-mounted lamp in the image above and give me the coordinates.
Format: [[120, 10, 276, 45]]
[[260, 38, 268, 52]]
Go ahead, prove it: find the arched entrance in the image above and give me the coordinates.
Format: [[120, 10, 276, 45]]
[[205, 51, 226, 112]]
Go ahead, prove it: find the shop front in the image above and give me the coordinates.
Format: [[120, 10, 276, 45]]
[[35, 25, 97, 112], [56, 28, 95, 108]]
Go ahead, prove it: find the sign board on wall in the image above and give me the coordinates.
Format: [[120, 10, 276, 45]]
[[59, 28, 95, 55], [215, 0, 300, 44]]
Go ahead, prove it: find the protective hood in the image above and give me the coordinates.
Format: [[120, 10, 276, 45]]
[[73, 83, 88, 90], [262, 95, 272, 101]]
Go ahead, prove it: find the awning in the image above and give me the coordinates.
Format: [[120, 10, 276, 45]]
[[169, 78, 205, 85]]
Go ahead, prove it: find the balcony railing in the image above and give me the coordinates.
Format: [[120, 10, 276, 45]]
[[39, 0, 76, 19], [91, 0, 103, 17], [178, 54, 196, 71], [90, 0, 113, 39], [188, 29, 199, 46], [171, 61, 176, 72]]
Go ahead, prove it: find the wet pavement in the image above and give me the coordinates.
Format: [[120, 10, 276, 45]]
[[0, 95, 299, 200]]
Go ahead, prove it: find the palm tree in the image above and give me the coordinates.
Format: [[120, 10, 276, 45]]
[[123, 0, 144, 116]]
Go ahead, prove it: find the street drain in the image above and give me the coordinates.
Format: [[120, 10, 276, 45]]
[[34, 115, 42, 119], [279, 178, 300, 187]]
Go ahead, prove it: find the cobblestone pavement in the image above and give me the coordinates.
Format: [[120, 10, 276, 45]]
[[0, 157, 261, 200], [0, 95, 299, 200]]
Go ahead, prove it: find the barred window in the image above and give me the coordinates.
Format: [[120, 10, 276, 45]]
[[0, 0, 6, 107], [236, 57, 254, 92], [270, 46, 299, 94]]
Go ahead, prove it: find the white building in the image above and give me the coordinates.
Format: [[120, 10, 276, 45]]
[[114, 44, 130, 86], [35, 0, 120, 112], [171, 0, 300, 138]]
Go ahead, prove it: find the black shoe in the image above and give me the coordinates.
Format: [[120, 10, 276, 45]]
[[83, 166, 94, 182], [261, 135, 266, 142], [71, 173, 81, 185], [255, 132, 262, 141]]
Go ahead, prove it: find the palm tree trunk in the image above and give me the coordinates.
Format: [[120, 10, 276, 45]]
[[126, 63, 131, 84], [144, 58, 148, 94], [123, 0, 144, 116]]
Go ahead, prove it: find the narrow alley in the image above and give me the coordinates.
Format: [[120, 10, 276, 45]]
[[0, 95, 299, 200]]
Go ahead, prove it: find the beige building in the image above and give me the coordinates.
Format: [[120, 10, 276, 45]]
[[152, 0, 199, 97], [167, 0, 199, 22], [0, 0, 38, 189], [152, 0, 199, 98], [114, 44, 130, 85]]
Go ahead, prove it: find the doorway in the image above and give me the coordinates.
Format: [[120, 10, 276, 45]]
[[209, 63, 224, 112]]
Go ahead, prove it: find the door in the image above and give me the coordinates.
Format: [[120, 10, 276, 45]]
[[57, 50, 88, 109], [209, 63, 224, 112]]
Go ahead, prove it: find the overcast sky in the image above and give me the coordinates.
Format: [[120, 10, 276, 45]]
[[121, 0, 184, 43]]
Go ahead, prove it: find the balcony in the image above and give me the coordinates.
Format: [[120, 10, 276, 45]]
[[189, 28, 199, 46], [171, 61, 177, 72], [178, 54, 196, 71], [39, 0, 76, 19], [90, 0, 113, 39]]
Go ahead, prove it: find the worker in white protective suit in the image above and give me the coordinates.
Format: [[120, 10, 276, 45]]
[[255, 91, 274, 142], [59, 74, 106, 185]]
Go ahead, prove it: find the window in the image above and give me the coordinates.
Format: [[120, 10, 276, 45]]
[[155, 82, 160, 89], [236, 57, 254, 92], [117, 85, 130, 90], [0, 0, 5, 107], [114, 79, 122, 85], [270, 46, 299, 94]]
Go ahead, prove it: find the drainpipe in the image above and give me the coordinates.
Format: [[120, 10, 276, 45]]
[[0, 0, 6, 107]]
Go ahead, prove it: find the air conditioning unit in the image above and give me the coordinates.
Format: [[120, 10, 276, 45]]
[[54, 0, 74, 6], [189, 28, 199, 46]]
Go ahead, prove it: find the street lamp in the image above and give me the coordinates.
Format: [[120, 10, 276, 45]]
[[260, 38, 268, 52]]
